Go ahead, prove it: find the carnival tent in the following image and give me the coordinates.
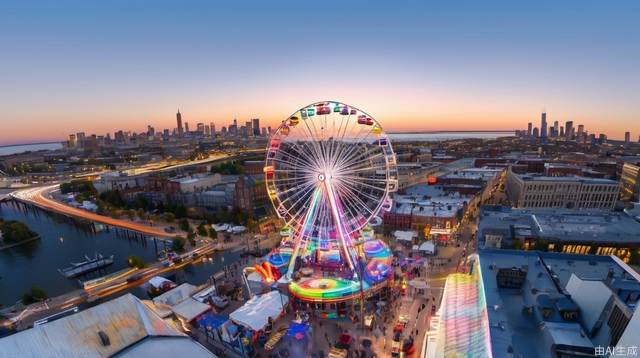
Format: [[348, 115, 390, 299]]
[[229, 290, 289, 331]]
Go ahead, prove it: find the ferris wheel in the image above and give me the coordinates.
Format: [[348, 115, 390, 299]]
[[264, 101, 397, 272]]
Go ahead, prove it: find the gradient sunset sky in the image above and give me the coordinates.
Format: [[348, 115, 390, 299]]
[[1, 1, 639, 145]]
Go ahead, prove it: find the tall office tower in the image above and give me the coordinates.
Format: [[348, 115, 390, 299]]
[[527, 122, 532, 137], [68, 134, 77, 148], [245, 121, 253, 137], [240, 126, 247, 137], [577, 125, 584, 139], [75, 132, 86, 148], [115, 130, 125, 144], [204, 125, 210, 136], [163, 129, 170, 138], [176, 109, 184, 137], [221, 126, 227, 135], [625, 131, 631, 144], [185, 122, 190, 133], [196, 122, 205, 134], [565, 121, 573, 139], [553, 121, 559, 137], [210, 122, 215, 136], [261, 127, 267, 136], [540, 112, 547, 138], [252, 118, 260, 136], [599, 133, 607, 144], [532, 127, 540, 137], [268, 126, 272, 134], [147, 125, 155, 137]]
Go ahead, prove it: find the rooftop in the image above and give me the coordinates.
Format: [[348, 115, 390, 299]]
[[392, 185, 470, 217], [0, 293, 215, 358], [516, 173, 618, 185], [478, 206, 640, 245], [479, 250, 640, 358]]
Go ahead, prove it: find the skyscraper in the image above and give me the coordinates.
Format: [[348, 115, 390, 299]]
[[577, 125, 584, 139], [68, 134, 77, 148], [565, 121, 573, 139], [252, 118, 260, 136], [527, 122, 532, 137], [532, 127, 539, 137], [625, 131, 631, 144], [560, 126, 565, 137], [185, 122, 190, 133], [245, 121, 253, 137], [176, 109, 183, 137], [553, 121, 559, 137], [197, 123, 205, 134], [210, 122, 215, 136], [540, 112, 547, 138]]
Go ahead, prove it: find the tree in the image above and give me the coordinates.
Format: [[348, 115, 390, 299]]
[[164, 212, 175, 223], [175, 205, 187, 218], [0, 219, 38, 243], [209, 228, 218, 240], [179, 218, 190, 232], [22, 286, 47, 305], [172, 236, 186, 252], [246, 218, 258, 232], [127, 255, 146, 269], [197, 223, 208, 237], [187, 232, 196, 247]]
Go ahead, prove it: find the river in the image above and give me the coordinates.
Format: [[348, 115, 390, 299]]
[[0, 201, 241, 307]]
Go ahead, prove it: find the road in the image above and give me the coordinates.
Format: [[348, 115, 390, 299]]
[[11, 185, 174, 238]]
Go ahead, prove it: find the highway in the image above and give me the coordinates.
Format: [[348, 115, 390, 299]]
[[11, 185, 174, 238]]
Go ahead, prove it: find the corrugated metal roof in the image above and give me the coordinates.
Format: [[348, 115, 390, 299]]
[[0, 293, 213, 358]]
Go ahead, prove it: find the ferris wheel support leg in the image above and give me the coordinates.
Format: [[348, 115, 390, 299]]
[[324, 178, 358, 274], [286, 188, 322, 279]]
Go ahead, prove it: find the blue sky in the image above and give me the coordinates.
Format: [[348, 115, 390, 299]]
[[1, 1, 639, 144]]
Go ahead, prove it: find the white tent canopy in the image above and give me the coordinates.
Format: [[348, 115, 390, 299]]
[[229, 290, 288, 331], [418, 241, 436, 254], [172, 298, 211, 322], [394, 230, 417, 242]]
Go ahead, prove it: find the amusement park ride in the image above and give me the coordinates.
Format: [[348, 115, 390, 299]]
[[252, 101, 398, 319]]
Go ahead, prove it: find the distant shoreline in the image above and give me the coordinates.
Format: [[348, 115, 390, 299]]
[[0, 141, 61, 149], [387, 130, 514, 134]]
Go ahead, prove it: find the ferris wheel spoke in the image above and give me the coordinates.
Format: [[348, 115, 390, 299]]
[[336, 178, 385, 204], [333, 183, 373, 222], [337, 150, 385, 173], [301, 118, 329, 168], [335, 183, 376, 220], [272, 149, 318, 172], [337, 174, 389, 184], [334, 130, 378, 169]]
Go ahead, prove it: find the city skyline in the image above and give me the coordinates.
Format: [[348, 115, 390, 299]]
[[1, 1, 639, 145]]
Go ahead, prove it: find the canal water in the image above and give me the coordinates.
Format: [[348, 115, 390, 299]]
[[0, 201, 241, 307]]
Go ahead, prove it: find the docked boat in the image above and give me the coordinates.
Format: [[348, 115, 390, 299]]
[[59, 254, 114, 278]]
